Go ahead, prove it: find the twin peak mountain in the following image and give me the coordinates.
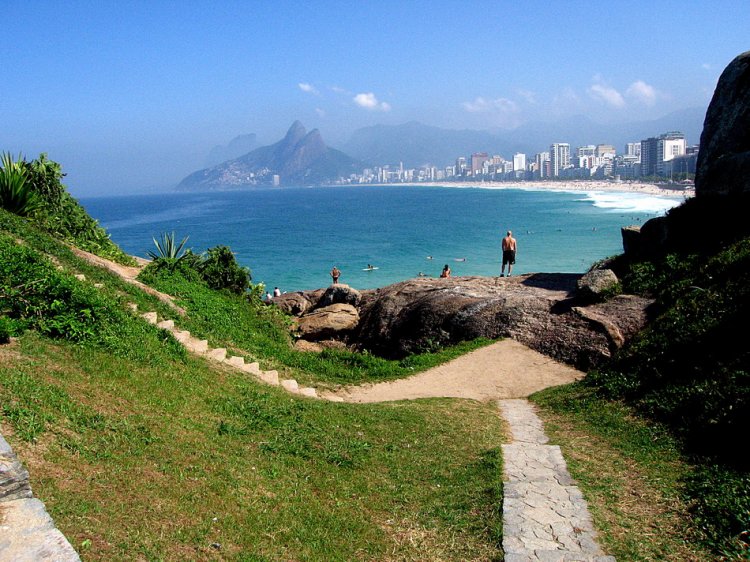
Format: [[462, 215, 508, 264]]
[[177, 121, 361, 190]]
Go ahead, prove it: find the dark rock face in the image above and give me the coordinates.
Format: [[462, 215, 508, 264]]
[[318, 284, 362, 308], [696, 50, 750, 197], [272, 292, 312, 316], [350, 274, 652, 370]]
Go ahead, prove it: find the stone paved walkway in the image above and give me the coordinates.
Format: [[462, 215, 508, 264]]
[[499, 399, 615, 562]]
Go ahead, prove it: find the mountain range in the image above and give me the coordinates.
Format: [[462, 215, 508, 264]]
[[340, 106, 706, 168], [177, 122, 361, 190], [178, 107, 706, 189]]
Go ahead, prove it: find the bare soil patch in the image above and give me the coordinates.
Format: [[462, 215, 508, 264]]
[[326, 339, 583, 403]]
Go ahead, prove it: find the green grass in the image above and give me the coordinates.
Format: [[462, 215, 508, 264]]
[[137, 263, 496, 387], [2, 335, 504, 561], [1, 209, 505, 559], [531, 383, 723, 561]]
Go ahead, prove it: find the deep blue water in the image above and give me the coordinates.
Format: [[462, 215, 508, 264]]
[[80, 185, 684, 292]]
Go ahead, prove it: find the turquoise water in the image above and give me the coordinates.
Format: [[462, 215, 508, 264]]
[[80, 185, 684, 292]]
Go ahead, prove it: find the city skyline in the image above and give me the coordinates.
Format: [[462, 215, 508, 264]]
[[2, 1, 749, 195]]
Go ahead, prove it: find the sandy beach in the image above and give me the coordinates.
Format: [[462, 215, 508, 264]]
[[372, 180, 695, 198]]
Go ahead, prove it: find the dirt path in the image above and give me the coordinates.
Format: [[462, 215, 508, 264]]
[[325, 339, 583, 403]]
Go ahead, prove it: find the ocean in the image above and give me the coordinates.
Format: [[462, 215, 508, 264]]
[[80, 185, 685, 293]]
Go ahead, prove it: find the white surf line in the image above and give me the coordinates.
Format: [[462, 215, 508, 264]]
[[499, 399, 615, 562]]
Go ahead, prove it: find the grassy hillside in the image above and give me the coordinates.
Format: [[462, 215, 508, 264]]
[[0, 207, 505, 560]]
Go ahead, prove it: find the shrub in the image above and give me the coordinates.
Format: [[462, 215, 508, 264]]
[[0, 152, 41, 217], [198, 245, 251, 295]]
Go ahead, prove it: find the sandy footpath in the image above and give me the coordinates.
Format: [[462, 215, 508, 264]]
[[327, 339, 583, 403]]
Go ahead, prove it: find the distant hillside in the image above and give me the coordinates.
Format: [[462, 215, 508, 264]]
[[178, 122, 362, 190], [205, 133, 258, 167], [342, 107, 707, 167]]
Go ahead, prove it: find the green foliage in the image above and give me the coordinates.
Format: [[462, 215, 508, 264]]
[[0, 233, 184, 361], [147, 231, 189, 260], [21, 153, 65, 211], [0, 152, 134, 264], [144, 239, 251, 295], [0, 152, 41, 216], [198, 245, 251, 294]]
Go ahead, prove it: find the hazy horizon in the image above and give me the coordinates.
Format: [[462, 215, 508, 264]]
[[2, 1, 748, 196]]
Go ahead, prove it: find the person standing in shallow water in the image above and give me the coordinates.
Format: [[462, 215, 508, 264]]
[[330, 266, 341, 284], [501, 230, 517, 277]]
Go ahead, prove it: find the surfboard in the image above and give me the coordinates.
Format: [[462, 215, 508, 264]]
[[362, 267, 379, 271]]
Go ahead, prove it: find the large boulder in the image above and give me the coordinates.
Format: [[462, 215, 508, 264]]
[[354, 274, 652, 370], [577, 269, 619, 301], [296, 303, 359, 339], [272, 292, 312, 316], [696, 50, 750, 197], [318, 284, 362, 308]]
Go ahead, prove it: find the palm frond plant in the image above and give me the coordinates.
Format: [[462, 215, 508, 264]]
[[147, 232, 190, 260], [0, 152, 41, 217]]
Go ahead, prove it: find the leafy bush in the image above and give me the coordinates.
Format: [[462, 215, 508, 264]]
[[198, 245, 251, 294], [0, 152, 41, 216], [143, 238, 251, 295], [1, 153, 134, 264]]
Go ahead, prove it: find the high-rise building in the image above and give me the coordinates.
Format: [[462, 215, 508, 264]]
[[640, 137, 659, 176], [512, 153, 526, 172], [471, 152, 490, 175], [596, 144, 616, 158], [550, 143, 570, 177], [535, 151, 550, 179], [656, 132, 686, 175], [625, 142, 641, 159], [456, 157, 467, 176]]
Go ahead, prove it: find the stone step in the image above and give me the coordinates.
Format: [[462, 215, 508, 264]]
[[0, 498, 81, 561], [74, 273, 86, 281], [206, 348, 227, 362], [93, 283, 104, 289], [280, 379, 299, 392], [298, 387, 318, 398], [260, 370, 279, 385], [156, 319, 175, 330], [172, 330, 191, 343], [241, 362, 262, 375], [127, 303, 138, 312], [1, 435, 32, 502], [185, 339, 208, 354], [141, 312, 158, 325], [225, 355, 245, 367]]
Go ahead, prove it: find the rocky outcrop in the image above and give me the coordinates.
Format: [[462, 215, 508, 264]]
[[577, 269, 619, 301], [696, 50, 750, 197], [281, 274, 653, 371], [295, 303, 360, 339], [318, 284, 362, 308]]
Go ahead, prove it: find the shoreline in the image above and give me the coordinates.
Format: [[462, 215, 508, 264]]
[[363, 180, 694, 198]]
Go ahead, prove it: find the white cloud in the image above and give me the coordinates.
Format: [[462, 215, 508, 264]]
[[331, 85, 349, 94], [298, 82, 319, 95], [353, 92, 391, 111], [587, 82, 625, 108], [315, 108, 326, 117], [701, 63, 712, 70], [462, 96, 519, 113], [516, 89, 537, 104], [625, 80, 657, 106]]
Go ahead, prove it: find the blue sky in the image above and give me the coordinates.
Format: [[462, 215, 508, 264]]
[[2, 0, 748, 195]]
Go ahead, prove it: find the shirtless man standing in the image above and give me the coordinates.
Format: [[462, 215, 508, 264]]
[[501, 230, 517, 277]]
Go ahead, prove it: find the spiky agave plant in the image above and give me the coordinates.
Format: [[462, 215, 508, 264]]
[[0, 152, 41, 216], [147, 231, 190, 260]]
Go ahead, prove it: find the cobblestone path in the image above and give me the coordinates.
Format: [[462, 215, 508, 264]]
[[499, 399, 615, 562]]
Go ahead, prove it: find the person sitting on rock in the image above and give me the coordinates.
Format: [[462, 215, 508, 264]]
[[440, 264, 451, 278]]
